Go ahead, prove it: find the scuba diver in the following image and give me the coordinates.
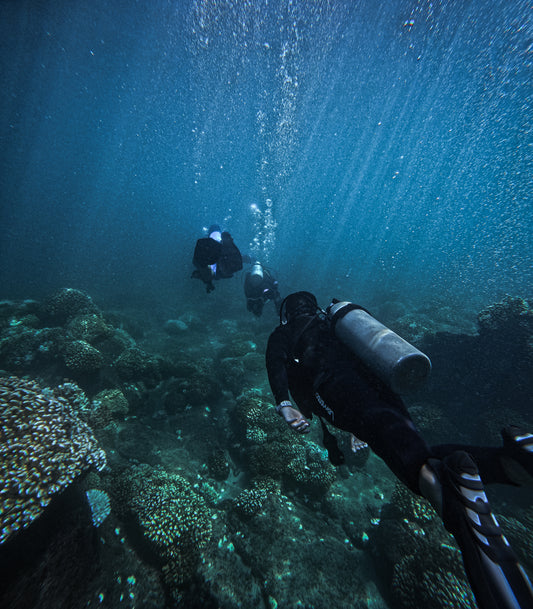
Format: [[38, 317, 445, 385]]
[[192, 225, 251, 293], [265, 291, 533, 609], [244, 261, 282, 317]]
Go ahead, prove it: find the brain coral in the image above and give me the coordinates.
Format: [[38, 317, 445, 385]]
[[0, 376, 106, 545]]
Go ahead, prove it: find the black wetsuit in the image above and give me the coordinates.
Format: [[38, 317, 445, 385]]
[[192, 232, 246, 292], [215, 232, 244, 278], [244, 268, 282, 316], [266, 313, 511, 494]]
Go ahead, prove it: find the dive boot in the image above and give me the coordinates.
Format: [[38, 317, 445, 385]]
[[438, 450, 533, 609]]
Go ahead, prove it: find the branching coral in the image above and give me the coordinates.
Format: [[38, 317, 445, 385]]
[[0, 376, 106, 545], [127, 468, 213, 590]]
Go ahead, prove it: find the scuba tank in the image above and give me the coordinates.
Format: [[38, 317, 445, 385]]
[[250, 261, 264, 281], [327, 300, 432, 394]]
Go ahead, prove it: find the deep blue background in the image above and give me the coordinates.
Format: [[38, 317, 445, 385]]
[[1, 0, 530, 314]]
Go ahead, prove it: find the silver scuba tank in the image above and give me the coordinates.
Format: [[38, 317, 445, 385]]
[[327, 301, 432, 394], [250, 261, 264, 280]]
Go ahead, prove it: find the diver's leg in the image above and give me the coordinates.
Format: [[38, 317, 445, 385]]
[[420, 452, 533, 609], [328, 390, 432, 493], [500, 426, 533, 486], [430, 426, 533, 487]]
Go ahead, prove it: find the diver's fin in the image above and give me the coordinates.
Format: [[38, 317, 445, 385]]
[[501, 426, 533, 486], [438, 450, 533, 609]]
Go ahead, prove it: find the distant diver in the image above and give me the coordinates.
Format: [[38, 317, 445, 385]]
[[265, 291, 533, 609], [244, 261, 282, 317], [192, 225, 251, 293]]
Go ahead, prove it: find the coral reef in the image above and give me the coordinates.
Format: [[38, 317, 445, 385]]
[[234, 390, 337, 498], [217, 356, 246, 395], [43, 288, 99, 324], [89, 388, 129, 427], [232, 481, 273, 519], [160, 365, 221, 413], [66, 313, 112, 344], [64, 339, 104, 373], [0, 376, 106, 545], [477, 295, 532, 335], [248, 437, 336, 498], [126, 467, 213, 593], [369, 482, 476, 609], [392, 553, 476, 609], [1, 288, 532, 609], [0, 324, 65, 370], [113, 347, 161, 383], [234, 390, 281, 439], [207, 448, 230, 481]]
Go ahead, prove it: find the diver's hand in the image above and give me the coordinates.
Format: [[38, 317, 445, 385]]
[[350, 434, 369, 453], [281, 406, 310, 434]]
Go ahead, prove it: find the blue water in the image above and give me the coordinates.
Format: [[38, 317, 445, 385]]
[[0, 0, 531, 312]]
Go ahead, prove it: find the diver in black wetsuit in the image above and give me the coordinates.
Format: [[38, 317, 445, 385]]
[[265, 291, 533, 609], [244, 261, 282, 317], [192, 225, 251, 293]]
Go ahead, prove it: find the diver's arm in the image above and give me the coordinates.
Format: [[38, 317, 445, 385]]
[[265, 329, 292, 404], [266, 329, 310, 433]]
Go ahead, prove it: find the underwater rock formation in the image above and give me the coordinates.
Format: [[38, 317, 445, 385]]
[[0, 376, 106, 545], [419, 294, 533, 441]]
